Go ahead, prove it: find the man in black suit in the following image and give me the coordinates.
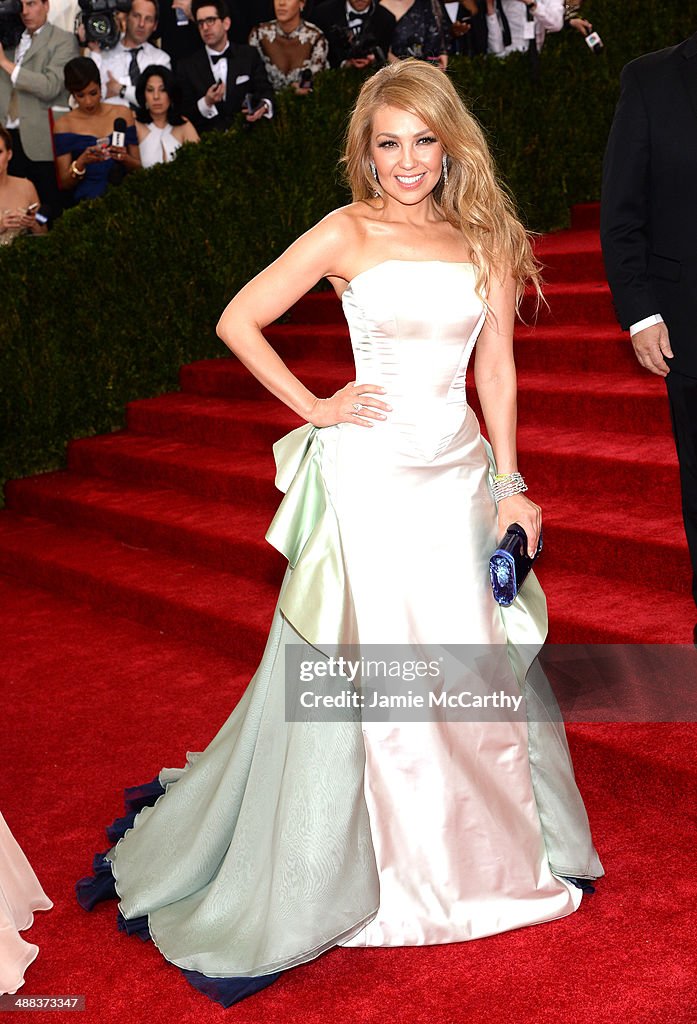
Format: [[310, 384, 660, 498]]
[[177, 0, 273, 134], [311, 0, 394, 69], [601, 31, 697, 640]]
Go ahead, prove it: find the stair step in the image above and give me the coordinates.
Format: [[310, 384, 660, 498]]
[[570, 202, 600, 231], [0, 511, 276, 660], [126, 393, 302, 450], [4, 472, 285, 587], [540, 566, 695, 644], [518, 423, 679, 500], [68, 432, 279, 507]]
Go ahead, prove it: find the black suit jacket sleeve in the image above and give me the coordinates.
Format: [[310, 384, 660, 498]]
[[177, 51, 212, 132], [600, 63, 660, 330]]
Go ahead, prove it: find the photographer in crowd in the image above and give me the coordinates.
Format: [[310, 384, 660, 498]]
[[248, 0, 328, 94], [0, 0, 78, 218], [0, 123, 47, 242], [85, 0, 171, 108], [53, 55, 139, 201], [310, 0, 395, 70], [485, 0, 563, 57], [177, 0, 273, 132]]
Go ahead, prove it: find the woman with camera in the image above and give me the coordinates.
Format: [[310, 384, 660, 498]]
[[0, 127, 47, 245], [135, 65, 200, 169], [53, 57, 140, 203]]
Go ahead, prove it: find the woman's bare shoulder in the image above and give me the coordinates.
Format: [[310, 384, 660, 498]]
[[320, 202, 381, 242], [53, 111, 75, 132], [113, 103, 135, 125]]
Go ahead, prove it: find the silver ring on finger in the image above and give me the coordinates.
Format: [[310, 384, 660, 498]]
[[352, 401, 362, 412]]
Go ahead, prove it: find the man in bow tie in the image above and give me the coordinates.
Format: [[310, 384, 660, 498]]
[[485, 0, 563, 56], [177, 0, 273, 133], [87, 0, 171, 108]]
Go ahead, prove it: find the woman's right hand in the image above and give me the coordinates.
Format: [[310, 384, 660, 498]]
[[1, 208, 23, 231], [79, 147, 107, 168], [307, 382, 391, 428]]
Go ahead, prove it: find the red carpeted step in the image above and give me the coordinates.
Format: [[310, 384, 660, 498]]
[[4, 472, 284, 587], [180, 355, 355, 403], [68, 432, 279, 507], [570, 202, 601, 231], [512, 325, 639, 375], [518, 423, 680, 503], [0, 510, 277, 659], [522, 281, 617, 325], [534, 229, 607, 283], [229, 322, 352, 362], [540, 496, 688, 594], [126, 393, 302, 450], [541, 565, 696, 644], [472, 370, 671, 435]]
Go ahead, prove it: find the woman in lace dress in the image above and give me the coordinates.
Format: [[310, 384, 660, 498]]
[[248, 0, 329, 92]]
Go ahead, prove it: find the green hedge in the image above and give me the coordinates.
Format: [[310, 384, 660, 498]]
[[1, 0, 694, 499]]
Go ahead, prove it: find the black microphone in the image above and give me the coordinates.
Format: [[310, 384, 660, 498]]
[[112, 117, 127, 149]]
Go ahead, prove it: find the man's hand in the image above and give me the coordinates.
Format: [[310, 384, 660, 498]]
[[569, 17, 592, 34], [244, 101, 268, 123], [344, 55, 375, 69], [106, 71, 123, 98], [631, 322, 674, 377], [451, 19, 472, 37], [204, 80, 225, 108]]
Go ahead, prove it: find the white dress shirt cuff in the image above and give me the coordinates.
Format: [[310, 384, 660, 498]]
[[198, 96, 218, 118], [10, 63, 20, 85], [629, 314, 664, 337]]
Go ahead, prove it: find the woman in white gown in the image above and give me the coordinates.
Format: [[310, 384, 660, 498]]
[[77, 58, 602, 1006], [0, 812, 52, 996]]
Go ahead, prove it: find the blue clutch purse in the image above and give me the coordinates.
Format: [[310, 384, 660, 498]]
[[489, 523, 543, 607]]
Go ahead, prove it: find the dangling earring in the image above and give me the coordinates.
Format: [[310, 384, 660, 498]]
[[442, 154, 449, 186], [369, 159, 380, 197]]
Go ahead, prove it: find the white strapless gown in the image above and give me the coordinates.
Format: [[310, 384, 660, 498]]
[[86, 260, 603, 982]]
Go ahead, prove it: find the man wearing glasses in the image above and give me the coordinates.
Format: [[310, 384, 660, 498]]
[[177, 0, 273, 133]]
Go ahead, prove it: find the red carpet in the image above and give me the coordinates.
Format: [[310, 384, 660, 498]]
[[0, 203, 695, 1021], [0, 203, 693, 645]]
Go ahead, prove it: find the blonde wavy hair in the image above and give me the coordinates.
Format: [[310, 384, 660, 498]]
[[342, 59, 542, 313]]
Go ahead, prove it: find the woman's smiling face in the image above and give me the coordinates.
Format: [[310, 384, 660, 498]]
[[370, 105, 444, 206]]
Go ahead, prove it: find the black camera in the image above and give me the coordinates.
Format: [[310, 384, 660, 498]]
[[0, 0, 23, 50], [78, 0, 130, 50], [346, 26, 386, 63]]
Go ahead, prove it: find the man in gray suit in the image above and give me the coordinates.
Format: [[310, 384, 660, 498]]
[[0, 0, 78, 216]]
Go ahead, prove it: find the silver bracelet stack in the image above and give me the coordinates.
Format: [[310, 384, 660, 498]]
[[491, 472, 528, 503]]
